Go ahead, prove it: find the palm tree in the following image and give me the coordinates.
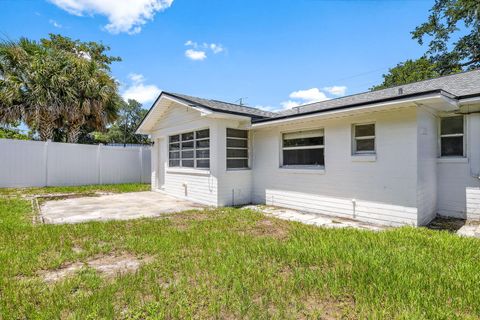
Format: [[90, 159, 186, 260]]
[[0, 35, 121, 142], [0, 38, 74, 140], [61, 54, 119, 143]]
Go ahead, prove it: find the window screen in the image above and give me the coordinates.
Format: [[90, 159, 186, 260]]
[[440, 116, 464, 157], [226, 128, 249, 169], [282, 129, 324, 167], [169, 129, 210, 168], [353, 123, 375, 154]]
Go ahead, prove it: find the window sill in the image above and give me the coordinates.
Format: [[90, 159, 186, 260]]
[[278, 167, 325, 174], [226, 168, 251, 172], [437, 157, 468, 164], [351, 154, 376, 162], [166, 168, 211, 176]]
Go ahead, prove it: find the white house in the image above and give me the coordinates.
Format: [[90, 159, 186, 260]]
[[137, 70, 480, 226]]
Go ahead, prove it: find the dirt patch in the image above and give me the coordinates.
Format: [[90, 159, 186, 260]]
[[427, 216, 466, 232], [39, 253, 154, 282], [169, 211, 212, 230], [243, 218, 290, 240], [301, 294, 356, 320]]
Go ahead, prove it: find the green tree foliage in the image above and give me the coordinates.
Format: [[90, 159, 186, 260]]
[[372, 58, 449, 90], [93, 99, 150, 145], [0, 34, 121, 142], [0, 126, 29, 140], [373, 0, 477, 90], [412, 0, 480, 74]]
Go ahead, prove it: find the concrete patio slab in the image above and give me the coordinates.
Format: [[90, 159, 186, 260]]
[[40, 191, 205, 224]]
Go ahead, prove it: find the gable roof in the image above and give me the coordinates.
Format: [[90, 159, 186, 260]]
[[274, 69, 480, 119], [138, 69, 480, 133], [163, 92, 278, 119]]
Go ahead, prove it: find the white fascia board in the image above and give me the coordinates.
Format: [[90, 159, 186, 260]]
[[459, 96, 480, 105], [136, 95, 209, 134], [251, 93, 454, 128]]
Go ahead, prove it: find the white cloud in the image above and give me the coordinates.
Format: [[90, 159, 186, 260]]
[[49, 19, 62, 28], [289, 88, 329, 103], [185, 49, 207, 61], [323, 86, 347, 96], [279, 86, 347, 110], [280, 100, 301, 110], [49, 0, 173, 34], [121, 73, 161, 104], [184, 40, 224, 60], [209, 43, 224, 54]]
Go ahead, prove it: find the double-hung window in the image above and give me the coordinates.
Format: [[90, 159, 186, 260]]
[[282, 129, 324, 167], [353, 123, 375, 154], [226, 128, 249, 169], [169, 129, 210, 169], [440, 115, 464, 157]]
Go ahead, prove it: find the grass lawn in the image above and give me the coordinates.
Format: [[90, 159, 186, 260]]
[[1, 184, 480, 319]]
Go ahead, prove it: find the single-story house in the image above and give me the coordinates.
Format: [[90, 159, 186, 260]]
[[137, 70, 480, 226]]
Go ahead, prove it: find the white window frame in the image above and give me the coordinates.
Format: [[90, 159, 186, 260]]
[[226, 128, 249, 170], [352, 122, 376, 155], [439, 115, 465, 158], [168, 128, 210, 169], [280, 128, 325, 169]]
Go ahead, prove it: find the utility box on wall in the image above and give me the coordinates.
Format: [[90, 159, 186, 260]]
[[466, 187, 480, 220]]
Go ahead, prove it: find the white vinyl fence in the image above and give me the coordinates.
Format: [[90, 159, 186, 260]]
[[0, 139, 151, 187]]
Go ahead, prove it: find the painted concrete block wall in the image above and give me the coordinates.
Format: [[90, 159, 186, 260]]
[[466, 187, 480, 220], [251, 108, 419, 226], [437, 113, 480, 218], [151, 105, 219, 206], [416, 107, 438, 225], [215, 119, 253, 206]]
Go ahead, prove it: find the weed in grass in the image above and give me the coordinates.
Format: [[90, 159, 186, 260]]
[[1, 185, 480, 318]]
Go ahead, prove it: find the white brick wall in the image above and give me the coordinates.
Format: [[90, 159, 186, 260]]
[[251, 107, 419, 226]]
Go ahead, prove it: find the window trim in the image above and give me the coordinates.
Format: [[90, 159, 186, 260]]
[[279, 128, 325, 169], [352, 122, 376, 155], [438, 114, 466, 158], [168, 127, 210, 169], [226, 128, 250, 170]]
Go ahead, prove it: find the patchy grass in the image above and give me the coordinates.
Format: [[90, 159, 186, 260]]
[[0, 183, 150, 197], [1, 188, 480, 319]]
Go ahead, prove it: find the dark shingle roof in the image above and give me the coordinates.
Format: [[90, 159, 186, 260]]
[[158, 69, 480, 124], [276, 69, 480, 118], [164, 92, 278, 119]]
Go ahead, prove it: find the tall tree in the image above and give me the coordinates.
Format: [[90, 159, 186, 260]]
[[0, 38, 74, 140], [412, 0, 480, 74], [93, 99, 150, 145], [0, 34, 121, 142]]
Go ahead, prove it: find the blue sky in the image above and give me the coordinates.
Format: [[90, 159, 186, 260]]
[[0, 0, 434, 111]]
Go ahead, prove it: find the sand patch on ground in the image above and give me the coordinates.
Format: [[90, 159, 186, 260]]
[[39, 253, 154, 282]]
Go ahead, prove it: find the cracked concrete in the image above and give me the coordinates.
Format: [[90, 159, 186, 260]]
[[243, 205, 387, 231], [40, 191, 205, 224]]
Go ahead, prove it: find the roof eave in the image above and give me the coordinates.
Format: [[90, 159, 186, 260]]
[[251, 91, 458, 128]]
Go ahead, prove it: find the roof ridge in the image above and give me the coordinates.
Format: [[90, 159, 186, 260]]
[[167, 92, 278, 115], [279, 68, 480, 114]]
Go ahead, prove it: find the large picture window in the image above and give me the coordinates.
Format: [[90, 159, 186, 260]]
[[282, 129, 324, 167], [353, 123, 375, 154], [169, 129, 210, 168], [226, 128, 249, 169], [440, 115, 464, 157]]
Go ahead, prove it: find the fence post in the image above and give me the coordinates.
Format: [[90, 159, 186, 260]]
[[139, 147, 144, 183], [97, 144, 103, 185], [44, 140, 51, 187]]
